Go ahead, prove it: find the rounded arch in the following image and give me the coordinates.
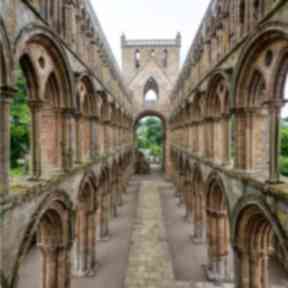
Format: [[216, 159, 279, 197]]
[[134, 110, 167, 173], [134, 109, 167, 130], [232, 195, 286, 248], [14, 24, 75, 108], [205, 171, 234, 280], [232, 22, 288, 176], [11, 190, 73, 288], [74, 170, 99, 276], [232, 195, 288, 287]]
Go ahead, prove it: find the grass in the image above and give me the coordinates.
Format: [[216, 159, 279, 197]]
[[9, 167, 27, 177], [280, 156, 288, 177]]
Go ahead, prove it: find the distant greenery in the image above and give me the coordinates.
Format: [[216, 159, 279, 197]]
[[281, 119, 288, 176], [136, 116, 163, 160], [10, 69, 30, 174]]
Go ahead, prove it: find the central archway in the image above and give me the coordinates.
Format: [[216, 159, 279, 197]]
[[134, 110, 168, 175]]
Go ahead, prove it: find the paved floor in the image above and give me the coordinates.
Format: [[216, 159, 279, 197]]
[[17, 173, 288, 288], [125, 178, 175, 288]]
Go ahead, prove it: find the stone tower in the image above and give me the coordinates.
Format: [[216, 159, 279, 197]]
[[121, 33, 181, 116], [121, 34, 181, 177]]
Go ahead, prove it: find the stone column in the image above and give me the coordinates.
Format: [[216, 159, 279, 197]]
[[90, 116, 98, 160], [62, 109, 74, 172], [39, 245, 58, 288], [0, 86, 15, 194], [100, 191, 110, 241], [74, 113, 81, 164], [29, 100, 43, 180], [57, 246, 71, 288], [250, 252, 262, 288], [111, 179, 118, 218], [268, 103, 281, 183], [117, 176, 123, 206], [74, 209, 87, 277], [86, 211, 97, 276], [103, 123, 109, 154], [193, 194, 206, 244], [64, 3, 75, 46]]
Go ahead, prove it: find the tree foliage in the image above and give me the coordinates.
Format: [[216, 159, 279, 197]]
[[136, 116, 163, 158], [10, 69, 30, 169]]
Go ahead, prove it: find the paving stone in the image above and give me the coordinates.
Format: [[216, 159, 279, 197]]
[[125, 179, 176, 288]]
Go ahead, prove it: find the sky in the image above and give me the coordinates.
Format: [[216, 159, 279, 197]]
[[90, 0, 210, 67]]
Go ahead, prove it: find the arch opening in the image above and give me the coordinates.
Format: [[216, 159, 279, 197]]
[[12, 32, 73, 180], [134, 114, 165, 174], [17, 195, 72, 288], [206, 176, 234, 282], [235, 205, 288, 287], [143, 77, 159, 104]]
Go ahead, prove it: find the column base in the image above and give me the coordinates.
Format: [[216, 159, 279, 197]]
[[97, 233, 112, 242], [73, 262, 100, 278], [190, 234, 206, 245], [203, 260, 232, 283]]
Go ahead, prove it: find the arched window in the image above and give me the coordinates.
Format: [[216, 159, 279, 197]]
[[135, 49, 141, 68], [151, 49, 155, 57], [163, 49, 168, 67], [144, 77, 159, 103]]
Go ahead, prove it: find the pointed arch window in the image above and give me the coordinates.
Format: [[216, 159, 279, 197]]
[[163, 49, 168, 67], [135, 49, 141, 68], [144, 77, 159, 103]]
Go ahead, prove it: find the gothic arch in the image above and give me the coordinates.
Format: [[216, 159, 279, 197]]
[[12, 190, 73, 288], [143, 77, 159, 102]]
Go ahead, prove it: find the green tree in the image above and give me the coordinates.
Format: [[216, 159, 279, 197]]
[[10, 69, 30, 169], [135, 116, 163, 159], [281, 127, 288, 157]]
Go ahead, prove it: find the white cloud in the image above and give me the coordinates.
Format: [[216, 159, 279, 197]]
[[90, 0, 210, 67]]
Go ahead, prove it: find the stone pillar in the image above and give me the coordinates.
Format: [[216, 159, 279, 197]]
[[62, 109, 74, 172], [100, 192, 110, 240], [193, 194, 206, 244], [29, 100, 43, 179], [74, 209, 87, 276], [39, 244, 71, 288], [90, 116, 98, 160], [64, 3, 75, 46], [117, 176, 123, 206], [250, 252, 262, 288], [103, 123, 109, 154], [238, 250, 250, 288], [269, 104, 281, 183], [74, 114, 81, 164], [0, 87, 15, 194], [111, 179, 118, 218]]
